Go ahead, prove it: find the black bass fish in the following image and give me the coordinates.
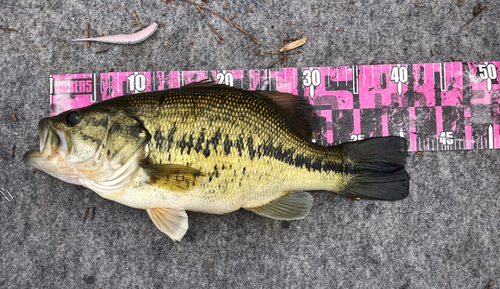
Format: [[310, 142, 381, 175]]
[[24, 81, 409, 241]]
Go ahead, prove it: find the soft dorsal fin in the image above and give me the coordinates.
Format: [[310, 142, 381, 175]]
[[253, 90, 318, 141], [141, 164, 205, 192], [245, 191, 314, 220], [180, 80, 319, 141], [146, 207, 188, 241]]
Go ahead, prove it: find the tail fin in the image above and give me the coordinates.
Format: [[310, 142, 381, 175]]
[[340, 136, 409, 201]]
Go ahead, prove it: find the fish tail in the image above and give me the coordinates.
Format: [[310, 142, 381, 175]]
[[339, 136, 409, 200]]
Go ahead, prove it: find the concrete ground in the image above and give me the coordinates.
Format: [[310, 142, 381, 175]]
[[1, 0, 499, 288]]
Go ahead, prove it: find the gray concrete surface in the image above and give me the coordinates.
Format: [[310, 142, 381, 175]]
[[1, 0, 499, 288]]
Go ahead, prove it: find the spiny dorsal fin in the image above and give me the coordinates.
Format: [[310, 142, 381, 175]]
[[180, 80, 319, 141], [181, 79, 232, 89], [146, 207, 188, 241], [245, 191, 314, 220], [141, 164, 205, 192]]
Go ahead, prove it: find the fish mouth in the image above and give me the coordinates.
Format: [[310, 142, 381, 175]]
[[24, 118, 68, 170], [39, 118, 50, 154]]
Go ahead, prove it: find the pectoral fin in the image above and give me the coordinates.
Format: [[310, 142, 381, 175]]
[[146, 207, 188, 241], [142, 164, 205, 192], [245, 191, 314, 220]]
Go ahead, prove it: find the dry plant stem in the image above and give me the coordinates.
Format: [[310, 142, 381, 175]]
[[0, 27, 19, 32], [267, 56, 284, 69], [181, 0, 261, 45], [86, 23, 90, 47], [281, 39, 286, 67], [326, 194, 336, 202], [133, 11, 141, 28], [207, 23, 223, 42], [461, 6, 486, 28], [94, 48, 109, 53], [91, 207, 96, 220], [83, 208, 89, 223], [280, 37, 306, 52]]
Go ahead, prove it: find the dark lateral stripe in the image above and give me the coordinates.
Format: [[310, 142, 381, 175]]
[[157, 127, 344, 173]]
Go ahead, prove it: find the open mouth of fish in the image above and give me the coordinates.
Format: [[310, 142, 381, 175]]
[[23, 118, 69, 173]]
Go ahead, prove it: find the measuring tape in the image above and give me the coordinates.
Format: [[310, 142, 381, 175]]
[[50, 61, 500, 152]]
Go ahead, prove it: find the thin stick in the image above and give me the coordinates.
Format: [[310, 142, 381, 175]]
[[91, 207, 95, 220], [326, 194, 336, 202], [461, 6, 486, 28], [266, 56, 283, 69], [281, 39, 286, 67], [132, 11, 141, 28], [207, 23, 223, 42], [11, 146, 15, 158], [485, 280, 493, 289], [0, 27, 19, 32], [94, 48, 109, 54], [83, 207, 89, 223], [182, 0, 261, 45], [86, 23, 90, 48], [197, 6, 205, 16]]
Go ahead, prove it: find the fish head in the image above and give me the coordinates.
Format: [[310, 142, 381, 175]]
[[24, 107, 150, 185]]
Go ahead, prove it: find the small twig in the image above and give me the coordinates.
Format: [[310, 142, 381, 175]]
[[86, 23, 89, 48], [132, 11, 141, 28], [197, 6, 205, 16], [326, 194, 336, 202], [451, 55, 456, 61], [266, 51, 302, 55], [10, 113, 17, 121], [91, 207, 95, 220], [461, 5, 486, 28], [281, 39, 286, 66], [83, 207, 89, 223], [280, 37, 306, 52], [207, 23, 223, 43], [11, 146, 15, 158], [0, 27, 19, 32], [182, 0, 261, 45], [458, 97, 463, 105], [230, 12, 238, 21], [94, 48, 109, 54], [484, 280, 493, 289], [266, 56, 284, 69]]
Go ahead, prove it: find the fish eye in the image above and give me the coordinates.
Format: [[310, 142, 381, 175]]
[[65, 110, 82, 126]]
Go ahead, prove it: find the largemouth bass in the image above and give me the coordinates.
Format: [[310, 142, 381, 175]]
[[24, 81, 409, 241]]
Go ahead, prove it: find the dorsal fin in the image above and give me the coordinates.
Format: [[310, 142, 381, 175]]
[[181, 80, 232, 89], [253, 90, 318, 141], [180, 80, 319, 141]]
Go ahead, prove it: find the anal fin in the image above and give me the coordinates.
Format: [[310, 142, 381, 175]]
[[146, 207, 188, 241], [245, 191, 313, 220]]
